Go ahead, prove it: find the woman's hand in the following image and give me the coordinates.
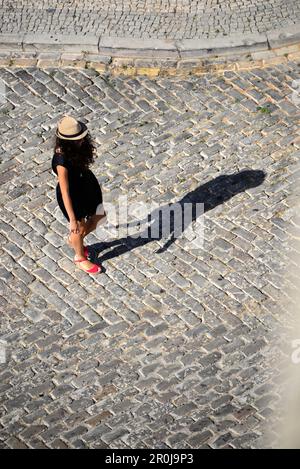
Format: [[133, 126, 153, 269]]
[[69, 219, 80, 235]]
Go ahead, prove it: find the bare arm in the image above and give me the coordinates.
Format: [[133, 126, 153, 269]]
[[57, 165, 77, 222]]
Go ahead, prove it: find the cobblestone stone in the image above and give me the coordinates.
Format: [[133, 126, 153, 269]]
[[0, 1, 299, 41], [0, 61, 299, 449]]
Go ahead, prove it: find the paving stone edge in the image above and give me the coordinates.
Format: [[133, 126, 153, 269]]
[[0, 25, 299, 76]]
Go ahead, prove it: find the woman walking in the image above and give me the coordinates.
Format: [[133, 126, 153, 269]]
[[52, 115, 106, 274]]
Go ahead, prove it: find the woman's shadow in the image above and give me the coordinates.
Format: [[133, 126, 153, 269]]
[[90, 169, 265, 266]]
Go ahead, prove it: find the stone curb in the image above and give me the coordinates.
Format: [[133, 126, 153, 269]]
[[0, 33, 100, 53], [0, 49, 299, 78], [1, 24, 300, 55], [98, 32, 270, 59], [0, 25, 299, 76]]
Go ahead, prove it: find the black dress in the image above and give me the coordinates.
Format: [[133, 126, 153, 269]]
[[51, 152, 103, 222]]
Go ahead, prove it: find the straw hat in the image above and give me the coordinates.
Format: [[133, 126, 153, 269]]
[[56, 115, 88, 140]]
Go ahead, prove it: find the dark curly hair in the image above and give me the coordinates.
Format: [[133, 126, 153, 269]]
[[54, 132, 96, 172]]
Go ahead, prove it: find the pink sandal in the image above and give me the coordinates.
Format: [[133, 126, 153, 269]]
[[74, 256, 102, 274]]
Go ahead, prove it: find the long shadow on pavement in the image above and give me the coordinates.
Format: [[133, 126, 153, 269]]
[[90, 169, 266, 265]]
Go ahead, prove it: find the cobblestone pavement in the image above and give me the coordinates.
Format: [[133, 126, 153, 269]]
[[0, 62, 299, 449], [1, 0, 300, 39]]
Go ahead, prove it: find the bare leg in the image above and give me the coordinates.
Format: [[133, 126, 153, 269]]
[[66, 213, 106, 245], [69, 219, 85, 258], [67, 218, 89, 245], [69, 219, 98, 270], [83, 212, 107, 238]]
